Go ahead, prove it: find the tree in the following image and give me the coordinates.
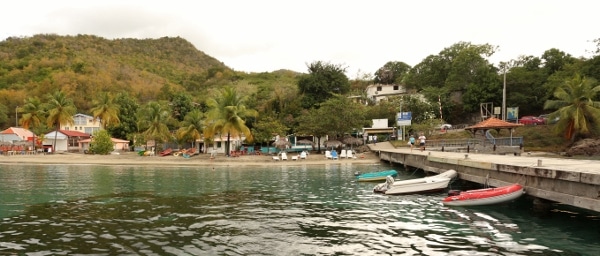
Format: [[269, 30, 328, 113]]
[[91, 92, 120, 129], [20, 96, 46, 132], [176, 109, 204, 148], [89, 130, 114, 154], [0, 104, 8, 128], [295, 108, 329, 153], [107, 92, 139, 141], [137, 101, 173, 146], [500, 57, 548, 116], [317, 95, 367, 138], [170, 92, 195, 122], [403, 42, 498, 121], [541, 48, 576, 75], [543, 74, 600, 140], [45, 91, 76, 152], [206, 87, 257, 156], [251, 116, 288, 152], [297, 61, 350, 109], [374, 61, 411, 85]]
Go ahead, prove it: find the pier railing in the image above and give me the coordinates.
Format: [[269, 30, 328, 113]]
[[426, 137, 523, 150]]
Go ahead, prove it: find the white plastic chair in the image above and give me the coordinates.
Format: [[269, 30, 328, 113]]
[[300, 151, 307, 159], [340, 149, 347, 158]]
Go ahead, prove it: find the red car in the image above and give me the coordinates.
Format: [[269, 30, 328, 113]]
[[519, 116, 545, 125]]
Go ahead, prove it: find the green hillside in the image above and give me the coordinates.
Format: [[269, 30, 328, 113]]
[[0, 34, 241, 111]]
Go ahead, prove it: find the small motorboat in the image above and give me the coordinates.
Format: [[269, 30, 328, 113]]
[[442, 183, 525, 206], [159, 148, 173, 156], [373, 169, 457, 195], [356, 170, 398, 182]]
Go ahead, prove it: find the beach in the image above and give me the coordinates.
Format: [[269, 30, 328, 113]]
[[0, 151, 382, 167]]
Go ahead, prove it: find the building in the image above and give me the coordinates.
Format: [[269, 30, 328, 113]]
[[362, 119, 396, 143], [43, 130, 90, 153], [0, 127, 35, 142], [61, 113, 101, 135], [365, 84, 407, 102], [80, 137, 130, 152]]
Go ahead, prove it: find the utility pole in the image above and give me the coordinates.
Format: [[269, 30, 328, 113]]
[[15, 106, 18, 127], [502, 69, 506, 121]]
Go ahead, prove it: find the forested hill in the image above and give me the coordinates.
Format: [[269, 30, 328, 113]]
[[0, 34, 238, 110]]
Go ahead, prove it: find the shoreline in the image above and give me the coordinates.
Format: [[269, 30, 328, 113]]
[[0, 151, 382, 167]]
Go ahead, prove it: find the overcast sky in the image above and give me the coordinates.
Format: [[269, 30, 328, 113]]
[[2, 0, 598, 77]]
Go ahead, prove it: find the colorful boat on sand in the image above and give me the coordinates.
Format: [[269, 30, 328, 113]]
[[373, 170, 457, 195], [442, 184, 525, 206], [356, 170, 398, 182]]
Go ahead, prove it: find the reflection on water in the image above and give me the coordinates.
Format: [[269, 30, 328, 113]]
[[0, 164, 599, 255]]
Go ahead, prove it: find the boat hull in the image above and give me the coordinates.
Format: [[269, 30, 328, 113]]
[[356, 170, 398, 182], [373, 170, 457, 195], [383, 177, 451, 195], [442, 184, 525, 206]]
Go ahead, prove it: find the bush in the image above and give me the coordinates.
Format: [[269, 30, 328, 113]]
[[89, 130, 114, 155]]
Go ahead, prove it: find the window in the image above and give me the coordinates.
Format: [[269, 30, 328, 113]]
[[74, 116, 87, 125], [376, 86, 382, 91], [393, 85, 399, 90]]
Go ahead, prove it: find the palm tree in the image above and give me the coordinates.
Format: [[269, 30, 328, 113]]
[[20, 96, 46, 151], [20, 96, 46, 131], [137, 101, 172, 147], [45, 91, 76, 152], [543, 74, 600, 140], [206, 87, 258, 156], [91, 92, 120, 129], [177, 109, 204, 149]]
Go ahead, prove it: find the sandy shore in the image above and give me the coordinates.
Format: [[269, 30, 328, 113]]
[[0, 151, 382, 167]]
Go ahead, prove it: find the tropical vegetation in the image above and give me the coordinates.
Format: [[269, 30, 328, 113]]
[[2, 34, 600, 153]]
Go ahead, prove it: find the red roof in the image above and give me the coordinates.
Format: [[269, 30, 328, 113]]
[[465, 117, 523, 130], [0, 127, 35, 140], [59, 130, 91, 137]]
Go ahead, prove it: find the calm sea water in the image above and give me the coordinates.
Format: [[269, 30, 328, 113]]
[[0, 163, 599, 255]]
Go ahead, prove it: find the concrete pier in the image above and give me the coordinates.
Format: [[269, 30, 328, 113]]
[[370, 142, 600, 213]]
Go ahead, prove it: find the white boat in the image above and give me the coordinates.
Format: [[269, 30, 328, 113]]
[[373, 170, 458, 195]]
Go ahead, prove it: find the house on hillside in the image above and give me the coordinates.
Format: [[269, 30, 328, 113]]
[[43, 130, 90, 153], [61, 113, 101, 135], [366, 84, 407, 102]]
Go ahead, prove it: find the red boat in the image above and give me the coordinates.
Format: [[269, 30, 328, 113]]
[[159, 148, 173, 156], [442, 184, 525, 206]]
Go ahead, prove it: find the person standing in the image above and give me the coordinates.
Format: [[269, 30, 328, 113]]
[[418, 133, 426, 152], [409, 135, 416, 152]]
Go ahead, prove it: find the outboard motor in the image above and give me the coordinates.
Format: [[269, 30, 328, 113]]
[[385, 175, 395, 187]]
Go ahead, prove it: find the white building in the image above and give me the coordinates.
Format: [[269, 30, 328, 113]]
[[365, 84, 407, 102]]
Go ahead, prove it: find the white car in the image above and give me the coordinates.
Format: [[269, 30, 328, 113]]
[[440, 124, 452, 129]]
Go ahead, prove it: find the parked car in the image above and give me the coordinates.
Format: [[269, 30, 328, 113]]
[[538, 114, 560, 124], [440, 124, 452, 130], [519, 116, 545, 125]]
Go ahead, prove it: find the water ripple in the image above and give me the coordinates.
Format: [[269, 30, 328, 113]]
[[0, 164, 598, 255]]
